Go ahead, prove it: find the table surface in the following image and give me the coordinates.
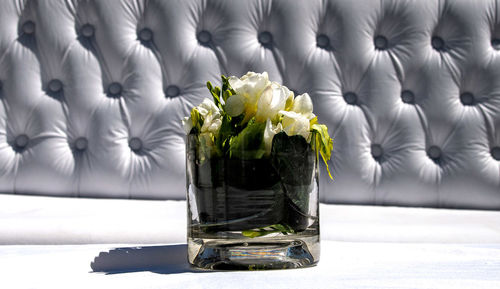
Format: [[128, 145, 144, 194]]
[[2, 194, 500, 288], [1, 241, 500, 289], [2, 194, 500, 245]]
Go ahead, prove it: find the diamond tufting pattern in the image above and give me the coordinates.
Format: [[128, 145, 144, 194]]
[[0, 0, 499, 209]]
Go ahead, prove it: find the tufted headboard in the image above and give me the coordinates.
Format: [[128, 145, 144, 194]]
[[0, 0, 499, 209]]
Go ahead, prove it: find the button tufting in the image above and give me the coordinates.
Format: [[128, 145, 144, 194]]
[[107, 82, 122, 96], [317, 34, 330, 49], [22, 21, 35, 35], [371, 144, 384, 159], [197, 30, 212, 44], [258, 31, 273, 45], [139, 28, 153, 42], [48, 79, 63, 93], [374, 35, 388, 50], [427, 146, 442, 160], [492, 39, 500, 50], [431, 36, 445, 51], [81, 24, 95, 38], [74, 137, 88, 151], [129, 137, 142, 151], [14, 134, 29, 149], [343, 92, 358, 105], [401, 90, 415, 104], [165, 85, 180, 98], [460, 92, 475, 105], [491, 147, 500, 160]]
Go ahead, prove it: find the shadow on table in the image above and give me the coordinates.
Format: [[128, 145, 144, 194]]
[[91, 244, 207, 275]]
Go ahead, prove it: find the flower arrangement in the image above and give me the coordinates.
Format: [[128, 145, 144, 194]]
[[185, 72, 330, 269], [184, 71, 333, 238], [183, 71, 333, 178]]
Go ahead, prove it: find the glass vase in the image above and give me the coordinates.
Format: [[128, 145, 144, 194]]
[[186, 132, 320, 270]]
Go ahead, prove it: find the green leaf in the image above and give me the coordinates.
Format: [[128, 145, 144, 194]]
[[221, 75, 236, 97], [311, 124, 334, 179], [242, 223, 295, 238], [229, 119, 266, 159], [242, 230, 265, 238], [271, 132, 314, 185], [223, 90, 232, 102], [271, 132, 315, 231], [206, 81, 222, 109], [206, 76, 244, 156], [270, 224, 294, 234], [190, 108, 203, 133]]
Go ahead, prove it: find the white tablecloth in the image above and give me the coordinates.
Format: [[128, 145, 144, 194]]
[[2, 194, 500, 245], [1, 242, 499, 289], [1, 194, 500, 288]]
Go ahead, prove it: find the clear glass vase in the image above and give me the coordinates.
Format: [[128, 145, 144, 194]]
[[186, 132, 320, 270]]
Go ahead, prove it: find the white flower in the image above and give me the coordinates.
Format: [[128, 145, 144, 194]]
[[255, 82, 291, 123], [198, 98, 221, 134], [228, 71, 270, 97], [291, 93, 315, 120], [197, 98, 220, 119], [263, 119, 282, 155], [227, 71, 270, 122], [183, 98, 222, 134], [280, 110, 311, 140], [224, 93, 245, 117], [201, 113, 222, 134]]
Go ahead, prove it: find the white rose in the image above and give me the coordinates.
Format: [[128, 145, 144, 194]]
[[280, 110, 311, 140], [255, 82, 289, 123], [263, 118, 283, 155], [227, 71, 270, 122]]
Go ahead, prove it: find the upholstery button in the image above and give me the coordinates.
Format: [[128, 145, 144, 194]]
[[317, 34, 330, 49], [371, 144, 384, 159], [197, 30, 212, 44], [129, 137, 142, 151], [258, 31, 273, 45], [460, 92, 475, 105], [139, 28, 153, 42], [165, 85, 180, 98], [431, 36, 445, 51], [343, 92, 358, 105], [492, 39, 500, 50], [74, 137, 88, 151], [107, 82, 122, 96], [81, 24, 95, 38], [48, 79, 63, 93], [22, 21, 35, 35], [491, 147, 500, 160], [14, 134, 29, 149], [427, 146, 442, 160], [374, 35, 388, 50], [401, 90, 415, 104]]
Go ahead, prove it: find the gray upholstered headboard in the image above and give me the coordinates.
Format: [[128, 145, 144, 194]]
[[0, 0, 499, 209]]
